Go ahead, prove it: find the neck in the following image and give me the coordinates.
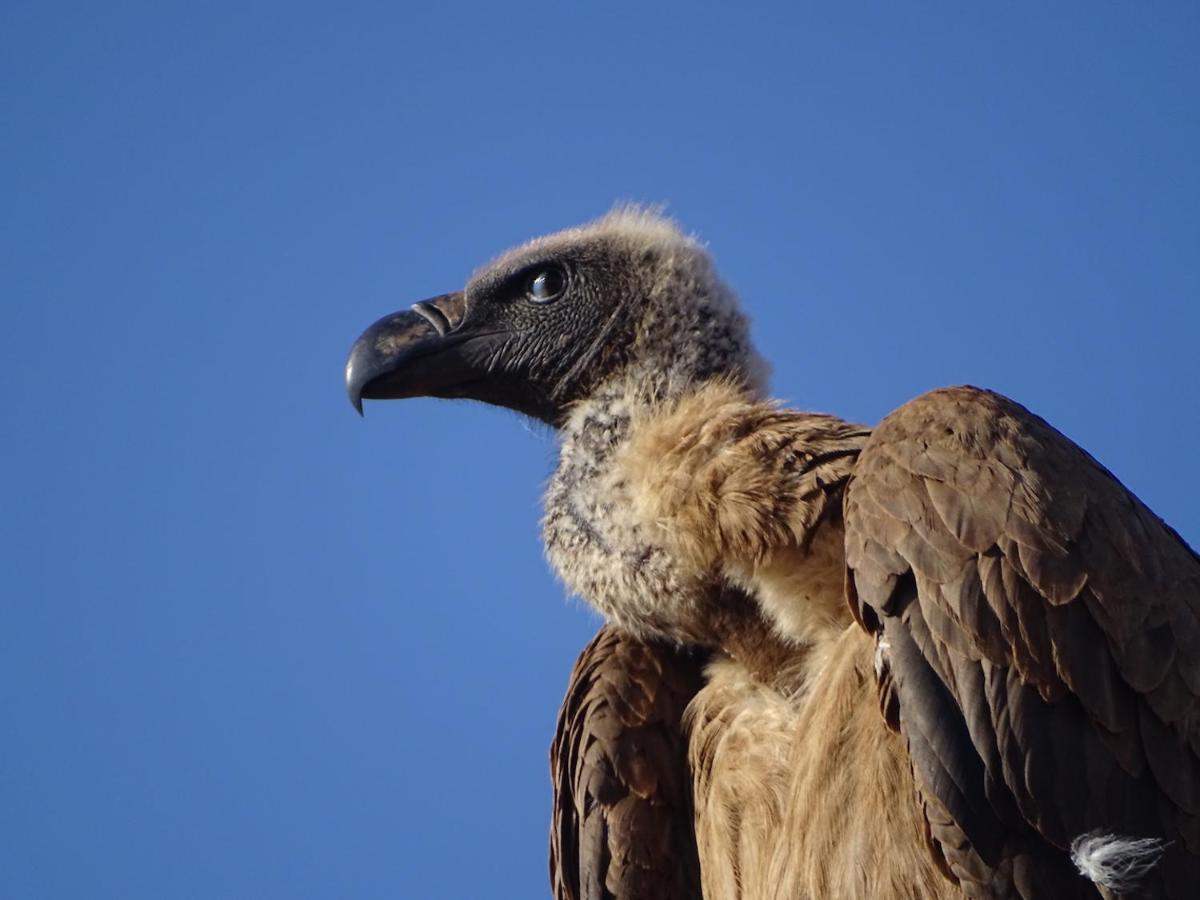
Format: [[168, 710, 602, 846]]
[[543, 367, 763, 645], [558, 356, 766, 446]]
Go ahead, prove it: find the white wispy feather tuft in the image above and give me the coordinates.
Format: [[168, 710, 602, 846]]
[[873, 638, 890, 678], [1070, 831, 1168, 892]]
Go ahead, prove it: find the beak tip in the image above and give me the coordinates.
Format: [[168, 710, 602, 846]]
[[345, 345, 367, 416]]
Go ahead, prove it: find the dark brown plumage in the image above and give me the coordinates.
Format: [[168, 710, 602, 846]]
[[550, 626, 707, 900], [845, 386, 1200, 897]]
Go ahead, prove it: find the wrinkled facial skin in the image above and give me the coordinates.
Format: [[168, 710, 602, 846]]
[[453, 237, 657, 423]]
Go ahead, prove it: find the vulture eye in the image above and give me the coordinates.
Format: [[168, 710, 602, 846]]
[[526, 267, 567, 304]]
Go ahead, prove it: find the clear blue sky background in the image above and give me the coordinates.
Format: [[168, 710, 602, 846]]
[[3, 4, 1197, 898]]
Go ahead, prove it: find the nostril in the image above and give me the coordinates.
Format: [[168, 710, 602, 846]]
[[411, 300, 451, 336]]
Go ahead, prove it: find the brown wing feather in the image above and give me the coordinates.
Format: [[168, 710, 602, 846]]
[[845, 386, 1200, 898], [550, 625, 707, 900]]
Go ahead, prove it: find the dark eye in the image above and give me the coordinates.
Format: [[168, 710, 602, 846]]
[[526, 267, 567, 304]]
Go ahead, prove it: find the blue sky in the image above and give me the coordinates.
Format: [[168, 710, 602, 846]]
[[3, 3, 1197, 898]]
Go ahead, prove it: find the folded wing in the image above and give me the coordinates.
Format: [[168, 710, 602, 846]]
[[550, 625, 707, 900], [845, 386, 1200, 898]]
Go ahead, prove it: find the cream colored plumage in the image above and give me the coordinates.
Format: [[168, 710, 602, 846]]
[[611, 382, 954, 898], [346, 208, 1200, 899]]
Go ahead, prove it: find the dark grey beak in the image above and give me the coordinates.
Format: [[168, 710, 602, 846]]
[[345, 292, 500, 414]]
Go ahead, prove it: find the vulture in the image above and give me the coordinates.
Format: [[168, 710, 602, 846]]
[[345, 208, 1200, 899]]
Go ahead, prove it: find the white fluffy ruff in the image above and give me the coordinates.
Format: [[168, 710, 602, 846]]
[[1070, 830, 1167, 892]]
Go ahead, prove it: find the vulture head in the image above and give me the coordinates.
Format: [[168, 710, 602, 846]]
[[345, 208, 767, 426]]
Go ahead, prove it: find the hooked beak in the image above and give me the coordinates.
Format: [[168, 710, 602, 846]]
[[344, 292, 502, 414]]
